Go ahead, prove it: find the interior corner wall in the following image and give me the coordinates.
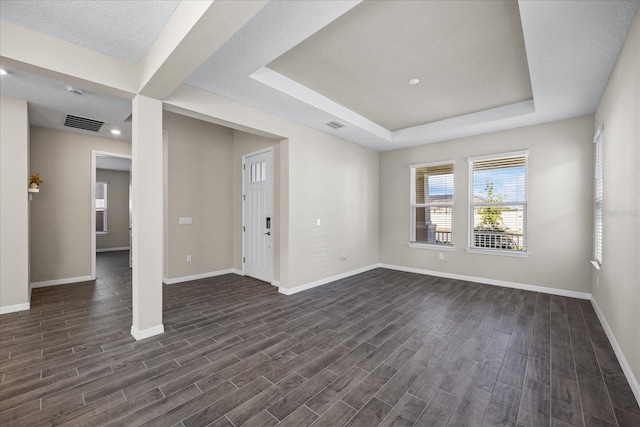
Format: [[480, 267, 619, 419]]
[[164, 91, 380, 292], [0, 96, 30, 311], [232, 130, 281, 281], [286, 129, 380, 289], [163, 111, 234, 280], [96, 169, 130, 250], [29, 127, 131, 283], [592, 8, 640, 390], [380, 115, 594, 294]]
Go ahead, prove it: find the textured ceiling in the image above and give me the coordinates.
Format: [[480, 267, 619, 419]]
[[184, 0, 638, 149], [1, 1, 639, 150], [0, 68, 131, 140], [97, 155, 131, 171], [268, 0, 533, 131], [0, 0, 180, 63]]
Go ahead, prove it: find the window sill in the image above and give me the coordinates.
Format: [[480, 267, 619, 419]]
[[465, 248, 529, 258], [96, 232, 108, 236], [408, 243, 455, 251], [591, 260, 602, 271]]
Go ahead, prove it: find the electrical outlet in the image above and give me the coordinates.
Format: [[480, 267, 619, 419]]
[[186, 255, 192, 263], [438, 253, 444, 260]]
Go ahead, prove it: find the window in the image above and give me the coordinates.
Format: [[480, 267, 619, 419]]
[[96, 181, 107, 233], [468, 151, 528, 254], [593, 125, 604, 267], [410, 161, 454, 247]]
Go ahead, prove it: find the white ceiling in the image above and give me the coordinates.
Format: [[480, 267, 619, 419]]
[[267, 0, 533, 131], [96, 155, 131, 172], [1, 0, 639, 151], [0, 0, 180, 63], [0, 67, 132, 140], [186, 0, 640, 150]]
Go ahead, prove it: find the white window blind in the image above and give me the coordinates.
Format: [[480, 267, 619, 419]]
[[96, 182, 107, 233], [410, 162, 454, 246], [594, 126, 604, 266], [468, 152, 527, 252]]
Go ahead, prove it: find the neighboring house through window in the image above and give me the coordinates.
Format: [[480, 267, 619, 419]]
[[96, 181, 107, 233], [468, 151, 528, 254], [410, 161, 454, 247]]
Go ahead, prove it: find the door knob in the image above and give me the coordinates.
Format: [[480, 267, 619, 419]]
[[264, 232, 271, 235]]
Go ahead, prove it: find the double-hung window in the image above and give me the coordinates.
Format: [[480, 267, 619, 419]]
[[96, 181, 108, 233], [593, 126, 604, 268], [468, 151, 528, 254], [410, 161, 454, 247]]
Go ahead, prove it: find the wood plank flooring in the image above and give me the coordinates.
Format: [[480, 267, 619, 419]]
[[1, 251, 638, 426]]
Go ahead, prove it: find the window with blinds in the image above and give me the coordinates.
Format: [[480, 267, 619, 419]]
[[410, 161, 454, 246], [468, 151, 528, 253], [594, 126, 604, 267], [96, 182, 107, 233]]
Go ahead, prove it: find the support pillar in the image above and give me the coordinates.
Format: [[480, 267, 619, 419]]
[[130, 95, 164, 340], [0, 97, 30, 314]]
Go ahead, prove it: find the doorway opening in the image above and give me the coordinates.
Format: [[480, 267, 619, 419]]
[[91, 150, 132, 280]]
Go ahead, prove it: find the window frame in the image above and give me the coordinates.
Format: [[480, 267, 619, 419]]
[[96, 181, 108, 234], [467, 150, 529, 257], [593, 125, 604, 269], [409, 160, 455, 250]]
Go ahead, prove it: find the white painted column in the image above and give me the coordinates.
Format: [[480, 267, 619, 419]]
[[131, 95, 164, 340], [0, 97, 30, 314]]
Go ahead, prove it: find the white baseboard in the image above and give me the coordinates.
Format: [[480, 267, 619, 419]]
[[163, 269, 235, 285], [378, 263, 592, 300], [96, 247, 129, 253], [591, 297, 640, 404], [0, 302, 30, 315], [278, 264, 379, 295], [31, 275, 95, 289], [232, 269, 244, 276], [271, 280, 281, 287], [130, 324, 164, 341]]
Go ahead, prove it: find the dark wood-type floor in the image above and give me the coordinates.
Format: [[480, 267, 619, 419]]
[[1, 252, 638, 426]]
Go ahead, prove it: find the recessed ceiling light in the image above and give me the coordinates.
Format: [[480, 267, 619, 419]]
[[110, 129, 121, 135], [0, 68, 7, 75], [409, 78, 420, 85]]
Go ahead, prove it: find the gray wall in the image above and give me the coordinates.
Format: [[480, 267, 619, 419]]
[[163, 111, 234, 280], [286, 130, 379, 288], [380, 115, 594, 294], [593, 9, 640, 388], [162, 113, 284, 283], [29, 126, 131, 283]]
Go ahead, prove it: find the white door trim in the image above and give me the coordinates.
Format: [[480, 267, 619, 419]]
[[91, 150, 132, 280], [241, 147, 274, 280]]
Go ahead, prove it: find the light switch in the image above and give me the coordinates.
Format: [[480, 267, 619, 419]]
[[316, 218, 321, 226], [179, 217, 192, 225]]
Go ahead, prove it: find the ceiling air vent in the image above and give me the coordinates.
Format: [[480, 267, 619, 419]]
[[326, 121, 345, 129], [63, 114, 105, 132]]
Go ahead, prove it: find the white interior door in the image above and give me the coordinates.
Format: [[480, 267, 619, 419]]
[[243, 150, 273, 282]]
